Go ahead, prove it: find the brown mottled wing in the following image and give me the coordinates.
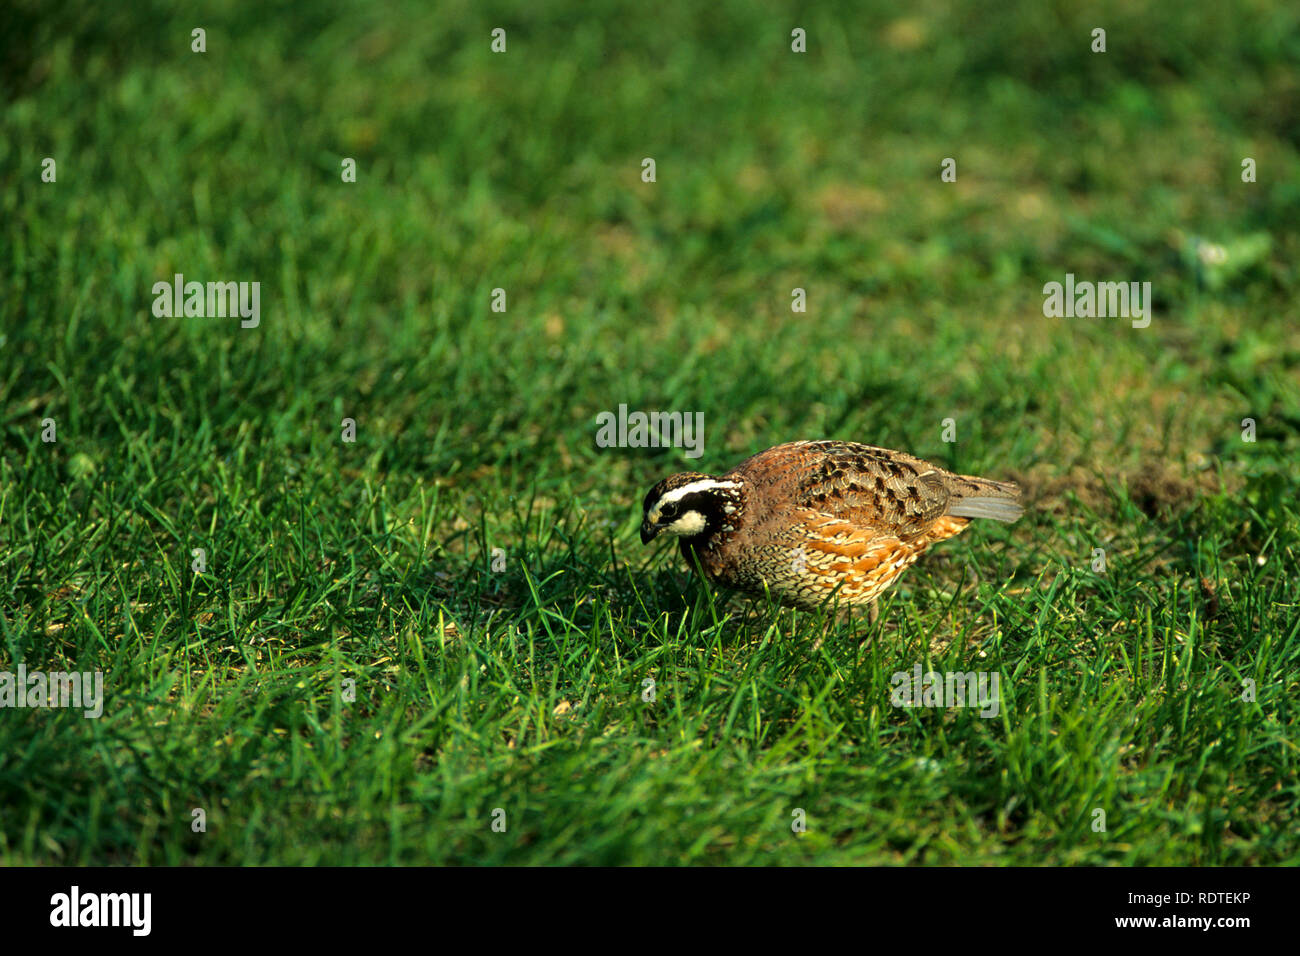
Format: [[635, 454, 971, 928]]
[[727, 440, 952, 539]]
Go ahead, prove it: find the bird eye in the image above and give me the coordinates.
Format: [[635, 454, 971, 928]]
[[659, 502, 678, 520]]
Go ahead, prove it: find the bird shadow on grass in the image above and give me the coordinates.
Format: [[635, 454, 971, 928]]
[[390, 538, 869, 658]]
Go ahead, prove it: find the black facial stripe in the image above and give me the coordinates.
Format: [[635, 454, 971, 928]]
[[664, 491, 727, 528]]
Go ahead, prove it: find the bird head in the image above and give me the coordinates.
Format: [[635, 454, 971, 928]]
[[640, 473, 744, 544]]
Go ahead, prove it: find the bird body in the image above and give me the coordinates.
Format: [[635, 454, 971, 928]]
[[640, 440, 1022, 615]]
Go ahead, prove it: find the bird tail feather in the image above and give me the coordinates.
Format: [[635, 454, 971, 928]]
[[947, 476, 1023, 523]]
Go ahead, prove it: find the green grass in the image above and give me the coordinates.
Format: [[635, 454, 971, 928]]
[[1, 0, 1297, 865]]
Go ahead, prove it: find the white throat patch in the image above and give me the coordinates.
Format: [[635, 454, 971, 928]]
[[664, 510, 708, 537]]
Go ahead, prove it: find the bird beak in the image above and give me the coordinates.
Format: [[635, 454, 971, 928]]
[[640, 519, 660, 544]]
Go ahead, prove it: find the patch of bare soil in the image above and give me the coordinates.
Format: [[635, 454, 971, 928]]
[[1006, 457, 1230, 519]]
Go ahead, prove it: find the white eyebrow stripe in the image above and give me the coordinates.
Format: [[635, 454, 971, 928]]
[[657, 479, 742, 506]]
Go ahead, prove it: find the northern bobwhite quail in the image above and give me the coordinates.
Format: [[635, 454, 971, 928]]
[[640, 440, 1023, 619]]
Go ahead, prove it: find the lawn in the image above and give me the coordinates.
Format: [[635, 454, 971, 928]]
[[1, 0, 1297, 865]]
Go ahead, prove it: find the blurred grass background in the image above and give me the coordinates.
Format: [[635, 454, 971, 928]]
[[0, 0, 1297, 864]]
